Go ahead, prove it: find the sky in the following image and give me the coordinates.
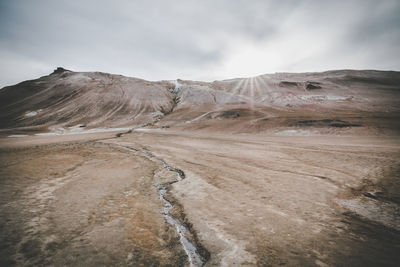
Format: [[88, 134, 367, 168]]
[[0, 0, 400, 87]]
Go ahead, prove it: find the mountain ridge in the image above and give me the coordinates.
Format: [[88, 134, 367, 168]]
[[1, 68, 399, 135]]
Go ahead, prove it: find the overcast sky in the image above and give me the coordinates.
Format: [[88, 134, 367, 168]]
[[1, 0, 399, 87]]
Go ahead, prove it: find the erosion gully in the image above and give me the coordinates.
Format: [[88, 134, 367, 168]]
[[105, 142, 206, 267]]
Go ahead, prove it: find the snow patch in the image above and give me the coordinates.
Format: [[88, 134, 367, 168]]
[[25, 111, 38, 117], [299, 95, 352, 101], [35, 126, 131, 136], [275, 129, 311, 136], [134, 128, 153, 132]]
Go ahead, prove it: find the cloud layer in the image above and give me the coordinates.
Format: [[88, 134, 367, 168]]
[[1, 0, 399, 87]]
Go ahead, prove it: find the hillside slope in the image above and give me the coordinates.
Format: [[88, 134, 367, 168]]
[[156, 70, 400, 135], [1, 68, 399, 135], [0, 68, 174, 132]]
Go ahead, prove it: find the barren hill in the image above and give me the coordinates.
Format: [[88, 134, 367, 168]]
[[1, 68, 400, 135], [0, 68, 174, 132]]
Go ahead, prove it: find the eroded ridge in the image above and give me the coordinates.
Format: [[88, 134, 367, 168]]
[[105, 143, 206, 267]]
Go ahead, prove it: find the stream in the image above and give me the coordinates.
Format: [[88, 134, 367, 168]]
[[113, 144, 205, 267]]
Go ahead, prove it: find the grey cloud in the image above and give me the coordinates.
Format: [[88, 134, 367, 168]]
[[1, 0, 399, 87]]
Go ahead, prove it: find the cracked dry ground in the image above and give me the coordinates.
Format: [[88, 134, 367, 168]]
[[1, 130, 400, 266]]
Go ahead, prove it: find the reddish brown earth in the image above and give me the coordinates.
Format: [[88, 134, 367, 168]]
[[0, 68, 399, 266]]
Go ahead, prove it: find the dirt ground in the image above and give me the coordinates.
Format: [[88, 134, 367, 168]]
[[112, 130, 400, 266], [0, 138, 187, 266], [1, 129, 400, 266]]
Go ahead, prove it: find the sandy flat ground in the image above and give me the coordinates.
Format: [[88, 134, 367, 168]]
[[1, 130, 400, 266]]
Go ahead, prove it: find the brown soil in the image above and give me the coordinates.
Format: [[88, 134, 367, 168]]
[[0, 140, 187, 266]]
